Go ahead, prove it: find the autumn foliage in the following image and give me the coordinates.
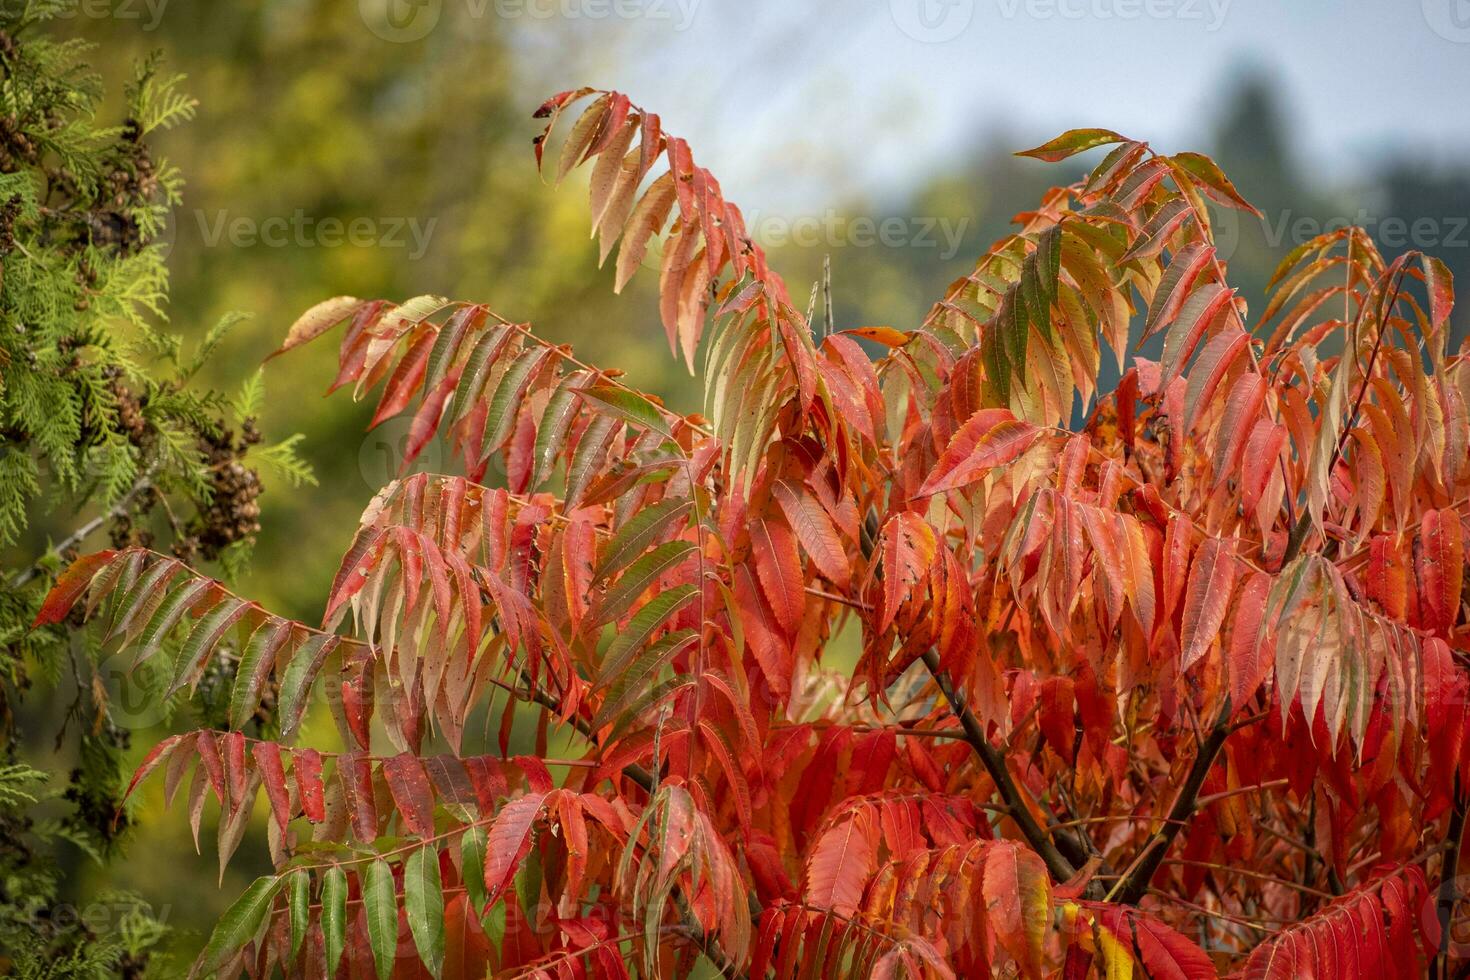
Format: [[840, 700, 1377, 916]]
[[34, 89, 1470, 977]]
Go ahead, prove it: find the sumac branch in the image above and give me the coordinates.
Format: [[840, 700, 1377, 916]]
[[35, 89, 1470, 977]]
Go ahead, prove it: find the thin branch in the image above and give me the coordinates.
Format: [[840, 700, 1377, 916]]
[[1111, 698, 1235, 905], [918, 648, 1085, 888], [12, 468, 156, 588], [1436, 775, 1468, 980], [1195, 779, 1287, 809], [1162, 859, 1334, 900]]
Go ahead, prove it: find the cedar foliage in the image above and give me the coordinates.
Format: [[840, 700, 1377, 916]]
[[36, 88, 1470, 977], [0, 3, 306, 974]]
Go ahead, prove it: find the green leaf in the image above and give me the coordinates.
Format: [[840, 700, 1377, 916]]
[[564, 413, 619, 508], [233, 368, 266, 423], [446, 323, 511, 424], [228, 618, 289, 729], [1169, 151, 1264, 217], [107, 558, 180, 644], [596, 497, 693, 579], [287, 869, 309, 963], [530, 372, 587, 488], [418, 299, 469, 394], [597, 584, 699, 683], [1016, 128, 1128, 163], [514, 849, 543, 929], [271, 295, 364, 359], [196, 874, 282, 974], [322, 865, 347, 974], [481, 898, 507, 958], [405, 846, 445, 977], [277, 634, 338, 737], [595, 540, 697, 625], [578, 384, 673, 438], [131, 577, 212, 669], [592, 629, 698, 730], [168, 597, 249, 696], [482, 345, 553, 455], [364, 858, 398, 980], [461, 827, 488, 913]]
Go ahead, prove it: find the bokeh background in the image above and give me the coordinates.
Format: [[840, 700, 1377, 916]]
[[21, 0, 1470, 965]]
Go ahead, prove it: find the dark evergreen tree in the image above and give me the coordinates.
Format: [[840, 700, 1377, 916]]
[[0, 4, 307, 973]]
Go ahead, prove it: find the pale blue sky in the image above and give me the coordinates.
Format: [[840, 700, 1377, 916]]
[[470, 0, 1470, 212]]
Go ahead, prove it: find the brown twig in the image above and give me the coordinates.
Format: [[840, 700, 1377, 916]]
[[1111, 698, 1236, 905], [918, 649, 1098, 891]]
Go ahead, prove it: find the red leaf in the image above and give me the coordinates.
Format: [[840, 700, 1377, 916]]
[[920, 410, 1040, 496], [484, 792, 547, 907], [771, 480, 849, 589], [1417, 509, 1464, 636], [224, 731, 248, 804], [1039, 676, 1077, 764], [368, 327, 434, 428], [983, 841, 1050, 980], [465, 756, 508, 817], [251, 740, 291, 834], [32, 551, 118, 626], [1228, 571, 1272, 709], [383, 753, 435, 837], [1241, 867, 1431, 979], [295, 748, 325, 823], [196, 729, 225, 804], [1091, 904, 1216, 980], [879, 513, 936, 634], [341, 752, 378, 842], [123, 732, 187, 802], [1368, 533, 1409, 621], [403, 368, 461, 470]]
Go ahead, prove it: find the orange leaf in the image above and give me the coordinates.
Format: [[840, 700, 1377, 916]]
[[1417, 509, 1464, 636], [803, 809, 878, 916], [32, 550, 118, 627], [1180, 537, 1238, 673], [879, 513, 936, 634], [842, 326, 910, 347], [921, 410, 1040, 496], [771, 480, 849, 588], [982, 841, 1050, 980], [752, 516, 805, 636]]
